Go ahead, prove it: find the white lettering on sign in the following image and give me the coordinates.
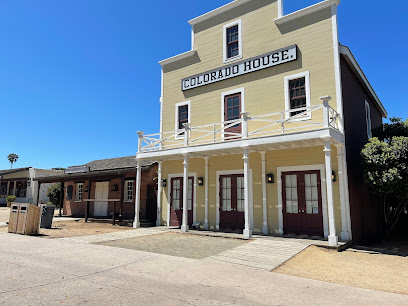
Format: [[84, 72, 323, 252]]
[[181, 45, 297, 91]]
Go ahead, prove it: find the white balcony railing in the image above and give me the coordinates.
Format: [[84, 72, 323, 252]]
[[138, 97, 340, 153]]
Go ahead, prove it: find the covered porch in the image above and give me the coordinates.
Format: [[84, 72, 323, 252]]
[[133, 98, 352, 245]]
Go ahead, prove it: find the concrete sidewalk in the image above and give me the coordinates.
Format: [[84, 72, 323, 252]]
[[0, 232, 407, 305]]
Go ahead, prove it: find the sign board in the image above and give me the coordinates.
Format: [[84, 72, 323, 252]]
[[181, 45, 297, 91], [65, 166, 90, 174]]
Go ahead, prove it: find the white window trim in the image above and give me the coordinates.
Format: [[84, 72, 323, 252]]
[[75, 183, 83, 202], [284, 71, 311, 121], [221, 87, 245, 140], [223, 19, 243, 64], [277, 164, 328, 238], [365, 100, 372, 139], [175, 101, 191, 140], [166, 172, 197, 226], [124, 180, 134, 203]]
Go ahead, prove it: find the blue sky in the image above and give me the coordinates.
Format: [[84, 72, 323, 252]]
[[0, 0, 407, 170]]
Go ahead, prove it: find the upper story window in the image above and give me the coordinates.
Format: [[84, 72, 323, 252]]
[[175, 101, 191, 139], [365, 101, 372, 138], [75, 183, 83, 201], [284, 71, 311, 120], [223, 19, 242, 63], [124, 180, 134, 202]]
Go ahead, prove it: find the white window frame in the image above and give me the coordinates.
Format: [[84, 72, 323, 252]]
[[223, 19, 242, 64], [124, 180, 134, 202], [175, 101, 191, 140], [221, 87, 245, 140], [365, 100, 372, 139], [75, 183, 83, 202], [284, 71, 311, 121]]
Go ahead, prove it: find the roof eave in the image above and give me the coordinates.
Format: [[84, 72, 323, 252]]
[[274, 0, 340, 25], [339, 45, 388, 118], [159, 49, 197, 66], [188, 0, 251, 26]]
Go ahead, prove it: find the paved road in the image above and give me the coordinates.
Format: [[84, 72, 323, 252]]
[[0, 233, 407, 305]]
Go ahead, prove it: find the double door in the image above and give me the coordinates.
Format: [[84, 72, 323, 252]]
[[170, 177, 193, 227], [282, 170, 324, 236], [219, 174, 245, 231]]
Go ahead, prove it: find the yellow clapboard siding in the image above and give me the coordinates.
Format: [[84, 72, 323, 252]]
[[162, 2, 336, 138]]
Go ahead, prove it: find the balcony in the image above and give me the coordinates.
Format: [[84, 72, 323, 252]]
[[137, 97, 343, 158]]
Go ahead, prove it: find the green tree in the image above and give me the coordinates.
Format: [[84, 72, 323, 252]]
[[47, 183, 61, 206], [404, 118, 408, 126], [372, 117, 408, 141], [7, 153, 19, 169], [361, 137, 408, 237]]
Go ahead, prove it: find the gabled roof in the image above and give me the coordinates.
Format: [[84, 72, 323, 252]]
[[82, 156, 152, 172], [339, 45, 387, 118]]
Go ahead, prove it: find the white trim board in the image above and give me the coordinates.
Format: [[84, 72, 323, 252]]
[[215, 169, 253, 232], [277, 164, 329, 238], [166, 172, 197, 226], [275, 0, 340, 25]]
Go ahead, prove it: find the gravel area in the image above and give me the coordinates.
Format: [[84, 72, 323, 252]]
[[274, 245, 408, 295], [96, 232, 248, 259], [0, 219, 133, 238]]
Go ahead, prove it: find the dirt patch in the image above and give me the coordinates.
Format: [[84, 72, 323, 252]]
[[0, 220, 132, 238], [274, 245, 408, 295], [95, 231, 248, 259]]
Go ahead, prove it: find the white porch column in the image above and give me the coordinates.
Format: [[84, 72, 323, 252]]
[[278, 0, 284, 18], [133, 158, 141, 228], [336, 145, 350, 241], [324, 141, 338, 246], [243, 148, 252, 239], [181, 154, 189, 233], [204, 157, 209, 230], [260, 151, 269, 235], [156, 161, 163, 226]]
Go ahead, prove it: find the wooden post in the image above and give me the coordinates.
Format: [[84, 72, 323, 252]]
[[112, 201, 116, 225], [36, 182, 41, 205], [58, 182, 64, 217], [120, 176, 125, 224], [85, 180, 91, 222]]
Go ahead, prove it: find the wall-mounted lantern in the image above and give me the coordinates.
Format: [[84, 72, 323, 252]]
[[332, 171, 336, 182], [197, 177, 204, 186], [161, 179, 167, 188], [84, 185, 89, 192], [111, 184, 119, 191], [267, 173, 274, 184]]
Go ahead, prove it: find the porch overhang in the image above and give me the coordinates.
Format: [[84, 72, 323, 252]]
[[136, 127, 343, 162]]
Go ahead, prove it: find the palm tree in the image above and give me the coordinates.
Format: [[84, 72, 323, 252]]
[[7, 153, 19, 169]]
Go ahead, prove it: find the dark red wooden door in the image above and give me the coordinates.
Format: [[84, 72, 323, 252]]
[[170, 177, 194, 227], [224, 93, 241, 139], [282, 171, 323, 236], [219, 174, 245, 231]]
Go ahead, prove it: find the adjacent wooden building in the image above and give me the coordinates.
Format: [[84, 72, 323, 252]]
[[36, 156, 157, 224]]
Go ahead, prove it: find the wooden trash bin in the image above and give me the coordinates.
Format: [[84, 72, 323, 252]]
[[8, 204, 41, 235], [8, 204, 20, 233]]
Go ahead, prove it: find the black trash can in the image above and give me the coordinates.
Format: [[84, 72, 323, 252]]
[[40, 204, 55, 229]]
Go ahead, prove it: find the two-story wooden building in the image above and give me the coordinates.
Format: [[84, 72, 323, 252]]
[[132, 0, 387, 245]]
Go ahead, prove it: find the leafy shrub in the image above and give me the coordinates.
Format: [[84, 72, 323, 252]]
[[6, 195, 16, 203], [47, 183, 61, 206]]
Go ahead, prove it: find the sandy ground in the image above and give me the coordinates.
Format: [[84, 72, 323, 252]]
[[96, 231, 248, 259], [0, 219, 132, 238], [274, 245, 408, 295]]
